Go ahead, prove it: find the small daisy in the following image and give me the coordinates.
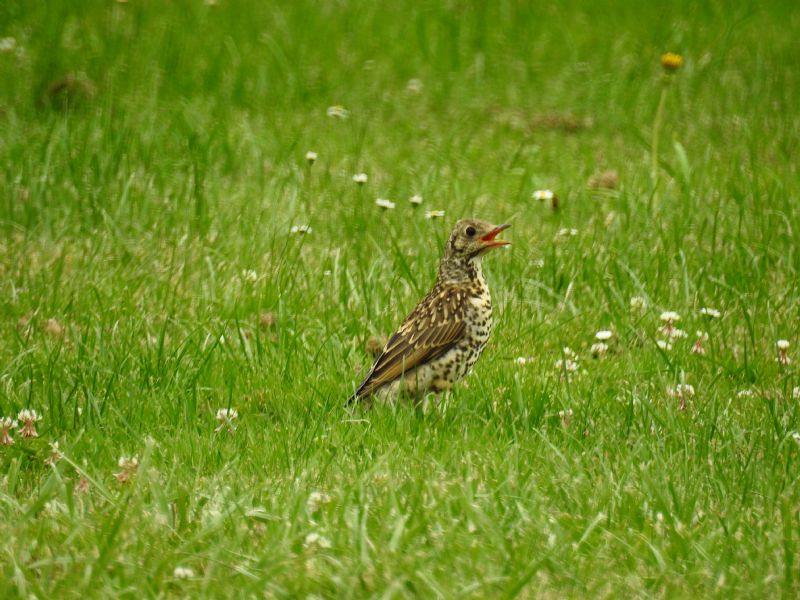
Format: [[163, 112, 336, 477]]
[[305, 151, 317, 165], [700, 307, 721, 318], [692, 331, 709, 355], [215, 408, 239, 433], [375, 198, 395, 210], [173, 566, 195, 579], [290, 224, 312, 235], [777, 340, 791, 366], [1, 417, 17, 446], [115, 455, 139, 484], [326, 105, 349, 119], [425, 210, 446, 219], [595, 330, 613, 341], [409, 194, 423, 206], [533, 189, 555, 202], [352, 173, 368, 185], [17, 409, 42, 438]]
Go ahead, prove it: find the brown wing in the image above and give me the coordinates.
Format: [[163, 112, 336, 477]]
[[350, 285, 468, 401]]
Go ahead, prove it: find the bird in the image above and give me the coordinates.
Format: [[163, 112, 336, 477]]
[[348, 218, 511, 406]]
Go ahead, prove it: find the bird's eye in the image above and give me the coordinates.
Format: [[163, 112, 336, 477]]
[[465, 226, 476, 237]]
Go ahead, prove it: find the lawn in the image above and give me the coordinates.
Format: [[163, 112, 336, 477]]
[[1, 0, 799, 597]]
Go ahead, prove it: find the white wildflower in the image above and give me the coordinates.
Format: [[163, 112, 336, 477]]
[[241, 269, 258, 284], [305, 151, 317, 164], [409, 194, 423, 206], [115, 455, 139, 484], [406, 78, 423, 94], [669, 384, 695, 411], [173, 566, 195, 579], [595, 330, 613, 341], [555, 359, 579, 373], [1, 417, 17, 446], [326, 105, 349, 119], [425, 210, 446, 219], [660, 311, 681, 325], [307, 491, 332, 513], [700, 307, 721, 318], [290, 224, 312, 235], [777, 340, 791, 366], [558, 408, 574, 426], [375, 198, 395, 210], [17, 409, 42, 438], [45, 441, 63, 466], [556, 228, 578, 237], [790, 432, 800, 446], [352, 173, 368, 184], [793, 387, 800, 400], [533, 189, 555, 202], [630, 296, 648, 313], [692, 331, 709, 355], [514, 356, 534, 366], [777, 340, 791, 350], [656, 340, 672, 351], [0, 38, 16, 53], [736, 389, 754, 399], [215, 408, 238, 433], [304, 532, 332, 549], [590, 342, 608, 357]]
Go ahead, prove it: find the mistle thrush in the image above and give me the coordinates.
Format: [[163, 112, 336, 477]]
[[348, 219, 510, 405]]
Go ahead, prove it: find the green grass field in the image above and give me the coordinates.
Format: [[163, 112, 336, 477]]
[[1, 0, 799, 597]]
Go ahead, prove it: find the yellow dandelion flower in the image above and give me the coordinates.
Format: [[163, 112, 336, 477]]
[[660, 52, 683, 71]]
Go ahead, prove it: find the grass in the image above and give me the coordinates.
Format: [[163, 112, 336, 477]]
[[1, 0, 799, 596]]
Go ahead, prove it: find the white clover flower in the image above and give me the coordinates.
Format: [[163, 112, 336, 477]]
[[558, 408, 574, 426], [556, 228, 578, 237], [215, 408, 239, 433], [793, 387, 800, 400], [290, 224, 312, 235], [241, 269, 258, 284], [590, 342, 608, 357], [17, 409, 42, 438], [736, 389, 754, 398], [45, 441, 63, 466], [326, 105, 349, 119], [425, 210, 446, 219], [660, 311, 681, 325], [514, 356, 534, 366], [790, 431, 800, 446], [0, 38, 16, 53], [630, 296, 648, 312], [700, 307, 721, 318], [352, 173, 368, 184], [304, 532, 332, 549], [669, 384, 695, 398], [777, 340, 791, 365], [777, 340, 790, 351], [307, 491, 332, 513], [115, 455, 139, 484], [533, 189, 555, 202], [406, 78, 423, 94], [656, 340, 672, 351], [173, 566, 195, 579], [562, 347, 578, 360], [555, 359, 579, 373], [532, 258, 545, 268], [692, 331, 709, 355], [667, 328, 688, 339], [305, 151, 317, 164], [595, 330, 613, 341], [1, 417, 17, 446], [409, 194, 423, 206], [375, 198, 395, 210]]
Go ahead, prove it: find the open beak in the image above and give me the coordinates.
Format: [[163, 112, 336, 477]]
[[480, 223, 511, 250]]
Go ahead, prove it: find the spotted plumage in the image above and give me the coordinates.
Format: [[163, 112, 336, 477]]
[[348, 218, 510, 405]]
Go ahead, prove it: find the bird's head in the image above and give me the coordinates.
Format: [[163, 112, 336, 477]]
[[438, 219, 510, 282], [444, 219, 511, 261]]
